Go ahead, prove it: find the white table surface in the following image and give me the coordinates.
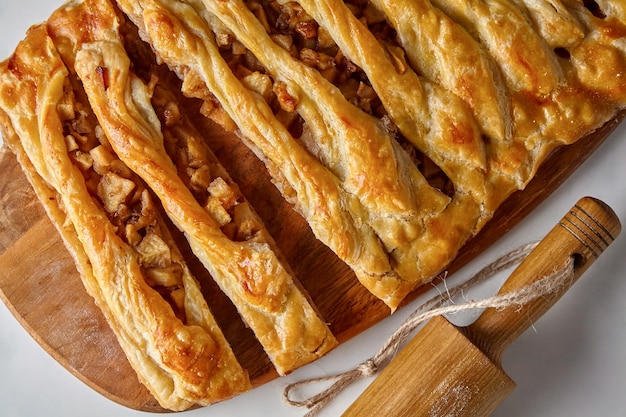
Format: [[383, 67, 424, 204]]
[[1, 2, 625, 416]]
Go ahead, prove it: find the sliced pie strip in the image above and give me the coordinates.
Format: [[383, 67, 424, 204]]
[[0, 24, 250, 411], [118, 0, 485, 309], [117, 0, 626, 311], [46, 0, 337, 375], [118, 0, 421, 308]]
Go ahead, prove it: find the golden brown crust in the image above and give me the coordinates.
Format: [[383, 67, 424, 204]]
[[115, 0, 626, 310], [46, 0, 336, 376], [363, 0, 512, 141], [1, 1, 626, 407], [0, 24, 250, 411], [119, 0, 411, 304]]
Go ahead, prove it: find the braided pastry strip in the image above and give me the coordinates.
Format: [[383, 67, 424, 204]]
[[120, 0, 487, 309], [45, 0, 336, 376], [118, 0, 425, 307], [369, 0, 511, 142], [117, 0, 626, 310], [430, 0, 564, 95], [0, 24, 249, 411], [283, 0, 491, 205]]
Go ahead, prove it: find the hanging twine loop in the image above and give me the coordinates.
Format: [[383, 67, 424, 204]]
[[283, 241, 577, 416]]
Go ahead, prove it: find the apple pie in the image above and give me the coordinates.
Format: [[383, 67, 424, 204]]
[[118, 0, 626, 308], [0, 24, 251, 410], [0, 0, 336, 410], [0, 0, 625, 411]]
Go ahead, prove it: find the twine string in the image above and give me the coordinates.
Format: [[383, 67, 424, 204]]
[[283, 241, 577, 416]]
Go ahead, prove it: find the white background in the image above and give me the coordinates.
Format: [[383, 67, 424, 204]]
[[1, 2, 625, 416]]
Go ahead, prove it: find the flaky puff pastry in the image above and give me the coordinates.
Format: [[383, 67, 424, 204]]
[[0, 25, 250, 411], [117, 0, 430, 309], [46, 0, 336, 376], [118, 0, 626, 310]]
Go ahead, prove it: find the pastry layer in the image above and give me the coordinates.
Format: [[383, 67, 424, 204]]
[[46, 0, 336, 377], [0, 24, 250, 411], [116, 0, 626, 309], [1, 2, 625, 410], [0, 0, 340, 410]]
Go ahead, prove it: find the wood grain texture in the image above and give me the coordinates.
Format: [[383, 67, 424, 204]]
[[0, 110, 624, 412], [343, 315, 516, 417], [343, 197, 622, 417]]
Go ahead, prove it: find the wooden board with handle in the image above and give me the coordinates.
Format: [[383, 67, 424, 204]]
[[0, 109, 624, 412]]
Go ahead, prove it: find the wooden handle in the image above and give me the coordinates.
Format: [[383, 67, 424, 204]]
[[343, 197, 620, 417], [467, 196, 621, 363]]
